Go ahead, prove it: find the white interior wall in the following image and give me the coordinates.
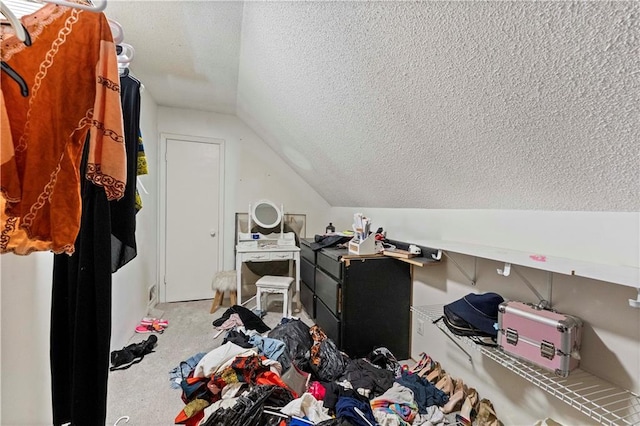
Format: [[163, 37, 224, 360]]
[[329, 209, 640, 267], [156, 106, 332, 272], [0, 252, 54, 425], [331, 206, 640, 424]]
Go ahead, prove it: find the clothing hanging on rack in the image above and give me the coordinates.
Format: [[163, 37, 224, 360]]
[[51, 135, 113, 426], [110, 66, 141, 272], [0, 3, 125, 255], [1, 92, 16, 191], [0, 2, 122, 425], [135, 129, 149, 211], [40, 4, 120, 426]]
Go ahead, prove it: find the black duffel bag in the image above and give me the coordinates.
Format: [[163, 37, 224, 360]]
[[435, 292, 504, 346]]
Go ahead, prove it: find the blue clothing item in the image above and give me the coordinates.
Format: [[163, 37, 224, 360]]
[[289, 416, 314, 426], [395, 370, 449, 414], [248, 334, 286, 361], [335, 396, 377, 426], [251, 308, 267, 318], [168, 352, 206, 389]]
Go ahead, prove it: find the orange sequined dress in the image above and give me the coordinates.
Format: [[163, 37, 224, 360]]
[[0, 4, 125, 255]]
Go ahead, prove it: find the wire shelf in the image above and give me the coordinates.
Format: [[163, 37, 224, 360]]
[[411, 305, 640, 426]]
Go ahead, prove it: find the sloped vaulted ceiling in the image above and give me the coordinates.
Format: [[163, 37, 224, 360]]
[[106, 1, 639, 211], [107, 1, 243, 113]]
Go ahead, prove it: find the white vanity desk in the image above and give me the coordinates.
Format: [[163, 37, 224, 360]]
[[235, 200, 302, 311], [235, 245, 301, 309]]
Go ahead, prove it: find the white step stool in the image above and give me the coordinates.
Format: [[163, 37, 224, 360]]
[[255, 275, 294, 318]]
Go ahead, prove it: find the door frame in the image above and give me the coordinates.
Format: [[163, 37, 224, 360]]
[[158, 133, 225, 303]]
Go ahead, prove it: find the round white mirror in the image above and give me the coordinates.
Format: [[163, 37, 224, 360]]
[[251, 200, 282, 229]]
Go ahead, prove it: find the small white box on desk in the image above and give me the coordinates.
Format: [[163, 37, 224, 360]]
[[348, 235, 376, 255]]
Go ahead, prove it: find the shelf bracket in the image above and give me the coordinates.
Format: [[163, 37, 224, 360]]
[[441, 251, 477, 286], [498, 264, 552, 309], [434, 322, 473, 363]]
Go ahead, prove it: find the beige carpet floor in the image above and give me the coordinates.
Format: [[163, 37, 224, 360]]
[[106, 298, 313, 426]]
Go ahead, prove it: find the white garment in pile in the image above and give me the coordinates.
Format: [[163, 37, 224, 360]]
[[192, 342, 247, 378], [280, 392, 332, 423]]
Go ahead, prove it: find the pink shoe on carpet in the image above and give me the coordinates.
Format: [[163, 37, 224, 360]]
[[135, 321, 165, 334], [140, 317, 168, 327]]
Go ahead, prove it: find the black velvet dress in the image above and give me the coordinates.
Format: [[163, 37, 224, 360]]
[[50, 69, 141, 425]]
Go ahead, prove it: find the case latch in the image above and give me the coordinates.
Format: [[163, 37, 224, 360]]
[[505, 328, 518, 346], [541, 340, 556, 360]]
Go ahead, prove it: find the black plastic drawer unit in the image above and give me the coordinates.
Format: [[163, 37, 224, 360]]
[[314, 267, 340, 316], [300, 257, 315, 291], [300, 241, 316, 264], [316, 249, 343, 282], [300, 281, 315, 319], [303, 244, 411, 359], [315, 296, 340, 344]]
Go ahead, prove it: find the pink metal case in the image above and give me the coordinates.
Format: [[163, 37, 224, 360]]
[[497, 301, 582, 377]]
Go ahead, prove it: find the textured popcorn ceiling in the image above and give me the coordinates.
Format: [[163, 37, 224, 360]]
[[107, 1, 639, 211], [106, 1, 243, 113]]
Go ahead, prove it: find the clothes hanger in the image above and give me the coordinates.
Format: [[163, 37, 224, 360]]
[[39, 0, 107, 13], [116, 42, 134, 65], [0, 0, 29, 42], [0, 0, 31, 96], [108, 18, 123, 44], [116, 42, 133, 75], [1, 61, 29, 96], [115, 42, 145, 93]]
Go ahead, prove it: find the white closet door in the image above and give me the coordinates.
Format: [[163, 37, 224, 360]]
[[165, 138, 221, 302]]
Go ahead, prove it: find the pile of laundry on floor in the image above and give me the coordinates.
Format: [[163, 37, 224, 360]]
[[169, 305, 502, 426]]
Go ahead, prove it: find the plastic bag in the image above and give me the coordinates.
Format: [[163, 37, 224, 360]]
[[268, 319, 313, 371], [310, 338, 348, 382]]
